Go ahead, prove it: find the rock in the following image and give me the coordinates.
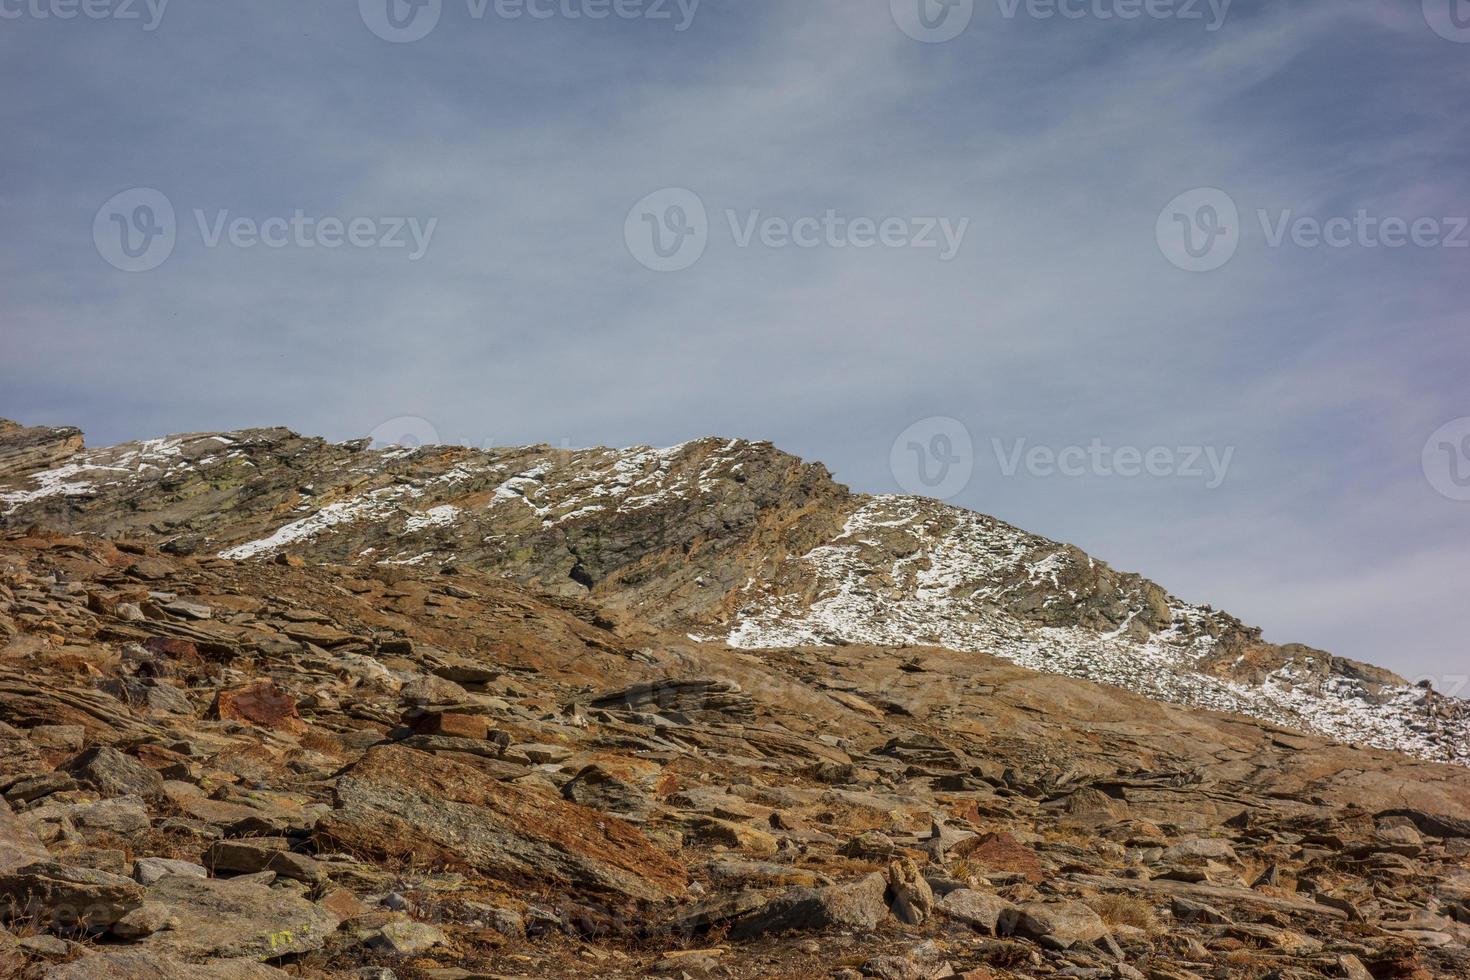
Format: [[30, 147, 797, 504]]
[[133, 857, 208, 886], [1060, 787, 1131, 827], [162, 600, 213, 620], [886, 858, 934, 925], [41, 949, 289, 978], [0, 861, 144, 930], [132, 873, 339, 960], [505, 742, 574, 765], [202, 839, 324, 883], [110, 901, 176, 938], [685, 816, 779, 858], [590, 679, 755, 719], [0, 422, 83, 479], [5, 771, 78, 805], [209, 683, 306, 735], [410, 711, 489, 740], [998, 901, 1108, 948], [368, 919, 449, 955], [840, 830, 901, 861], [952, 832, 1043, 882], [861, 955, 928, 980], [21, 933, 72, 958], [67, 796, 151, 835], [0, 797, 49, 873], [730, 872, 890, 939], [315, 744, 686, 903], [561, 761, 658, 818], [26, 725, 85, 751], [938, 889, 1011, 934], [1170, 896, 1230, 925], [1161, 838, 1238, 863], [59, 746, 164, 801]]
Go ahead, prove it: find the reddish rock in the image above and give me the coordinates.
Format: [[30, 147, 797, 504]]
[[209, 682, 306, 735], [952, 831, 1044, 882], [316, 745, 687, 903], [411, 712, 489, 740]]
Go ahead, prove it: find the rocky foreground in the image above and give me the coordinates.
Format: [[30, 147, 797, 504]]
[[0, 530, 1469, 979]]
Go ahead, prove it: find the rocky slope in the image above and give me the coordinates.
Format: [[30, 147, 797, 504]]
[[1, 421, 1465, 768], [1, 529, 1469, 978]]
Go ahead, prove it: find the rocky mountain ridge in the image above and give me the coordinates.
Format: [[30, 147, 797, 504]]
[[1, 420, 1463, 768]]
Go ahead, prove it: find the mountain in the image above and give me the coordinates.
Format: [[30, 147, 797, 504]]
[[2, 420, 1465, 767], [2, 417, 1470, 978]]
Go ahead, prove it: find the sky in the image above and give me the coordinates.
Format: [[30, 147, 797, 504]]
[[2, 0, 1466, 683]]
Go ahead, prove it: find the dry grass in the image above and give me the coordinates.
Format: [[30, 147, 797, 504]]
[[1085, 893, 1160, 932]]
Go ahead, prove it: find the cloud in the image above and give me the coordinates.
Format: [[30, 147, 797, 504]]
[[1, 0, 1465, 678]]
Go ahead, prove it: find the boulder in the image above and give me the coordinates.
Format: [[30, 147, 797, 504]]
[[209, 683, 306, 735], [0, 798, 49, 874], [0, 861, 144, 930], [132, 873, 339, 960], [886, 858, 934, 925], [998, 901, 1108, 948], [41, 949, 288, 978], [110, 902, 176, 939], [315, 745, 686, 903], [1162, 839, 1238, 863], [367, 919, 449, 955], [133, 857, 208, 886], [952, 831, 1043, 882], [938, 889, 1011, 934], [730, 872, 890, 938], [59, 747, 163, 801], [202, 839, 324, 883]]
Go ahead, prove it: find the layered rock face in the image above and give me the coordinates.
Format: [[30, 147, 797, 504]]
[[0, 421, 83, 481], [2, 423, 1465, 765]]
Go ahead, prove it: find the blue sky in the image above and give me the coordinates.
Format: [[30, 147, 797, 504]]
[[2, 0, 1466, 681]]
